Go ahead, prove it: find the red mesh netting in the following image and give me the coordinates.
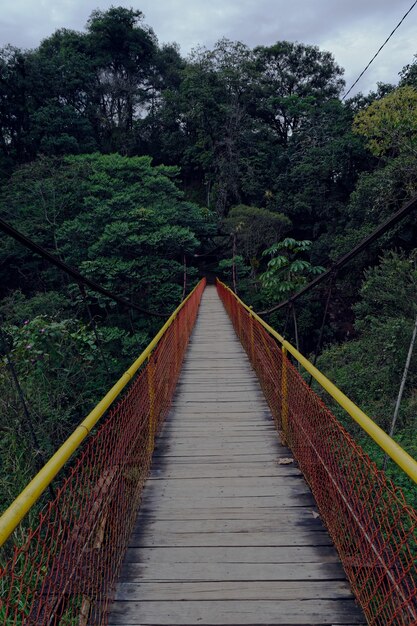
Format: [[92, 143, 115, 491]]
[[217, 280, 417, 626], [0, 279, 205, 625]]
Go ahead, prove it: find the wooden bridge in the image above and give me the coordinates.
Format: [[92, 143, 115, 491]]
[[1, 279, 416, 626], [109, 286, 364, 625]]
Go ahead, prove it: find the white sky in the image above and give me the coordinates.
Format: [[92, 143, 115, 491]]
[[1, 0, 417, 96]]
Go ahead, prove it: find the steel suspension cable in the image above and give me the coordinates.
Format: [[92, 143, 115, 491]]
[[307, 270, 338, 387], [181, 254, 187, 302], [342, 0, 417, 100], [258, 192, 417, 316], [78, 284, 111, 378], [0, 217, 168, 318], [0, 324, 57, 500]]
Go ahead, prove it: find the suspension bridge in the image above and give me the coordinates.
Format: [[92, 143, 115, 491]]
[[0, 279, 416, 625]]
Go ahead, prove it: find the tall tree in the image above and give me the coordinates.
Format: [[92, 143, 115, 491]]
[[86, 7, 158, 152], [252, 41, 345, 145], [353, 85, 417, 158], [173, 39, 256, 214], [0, 46, 33, 166]]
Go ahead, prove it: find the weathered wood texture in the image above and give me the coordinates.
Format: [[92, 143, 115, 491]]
[[109, 286, 365, 625]]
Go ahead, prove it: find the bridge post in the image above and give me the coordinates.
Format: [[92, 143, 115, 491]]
[[250, 312, 255, 364], [236, 301, 242, 342], [174, 315, 180, 373], [147, 357, 156, 455], [281, 346, 289, 446]]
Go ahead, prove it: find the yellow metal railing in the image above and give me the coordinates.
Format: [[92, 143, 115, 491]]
[[217, 280, 417, 484], [0, 280, 205, 548]]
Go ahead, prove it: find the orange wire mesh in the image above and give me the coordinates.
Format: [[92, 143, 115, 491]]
[[0, 279, 205, 626], [217, 280, 417, 626]]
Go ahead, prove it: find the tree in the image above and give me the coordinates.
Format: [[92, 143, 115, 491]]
[[52, 153, 210, 313], [0, 9, 174, 162], [0, 152, 213, 319], [86, 7, 158, 151], [353, 86, 417, 158], [260, 238, 324, 299], [0, 46, 33, 166], [28, 28, 97, 155], [260, 237, 325, 352], [252, 42, 345, 145], [173, 39, 257, 214], [132, 42, 186, 162], [271, 98, 370, 242], [224, 204, 290, 278]]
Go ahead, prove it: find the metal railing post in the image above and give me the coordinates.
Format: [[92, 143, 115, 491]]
[[281, 346, 289, 446], [147, 357, 156, 455], [250, 312, 255, 364]]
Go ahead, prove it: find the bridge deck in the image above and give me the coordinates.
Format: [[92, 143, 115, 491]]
[[109, 286, 365, 625]]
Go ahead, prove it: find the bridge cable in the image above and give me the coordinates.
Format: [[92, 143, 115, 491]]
[[0, 217, 168, 318], [232, 234, 238, 295], [307, 270, 337, 387], [291, 304, 300, 369], [0, 323, 56, 500], [282, 305, 291, 338], [258, 192, 417, 316], [77, 284, 111, 379], [383, 313, 417, 471], [0, 325, 43, 460], [181, 254, 187, 302], [342, 0, 417, 100]]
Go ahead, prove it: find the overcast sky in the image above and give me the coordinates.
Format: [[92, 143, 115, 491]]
[[1, 0, 417, 96]]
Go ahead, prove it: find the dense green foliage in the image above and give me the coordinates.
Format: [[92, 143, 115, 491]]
[[1, 7, 417, 512]]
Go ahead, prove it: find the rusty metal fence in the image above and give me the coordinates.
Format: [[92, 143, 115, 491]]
[[0, 279, 205, 625], [217, 279, 417, 626]]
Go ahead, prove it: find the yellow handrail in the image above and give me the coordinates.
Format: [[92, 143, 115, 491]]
[[0, 281, 204, 547], [218, 280, 417, 484]]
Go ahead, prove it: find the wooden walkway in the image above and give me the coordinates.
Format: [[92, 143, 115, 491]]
[[109, 286, 365, 625]]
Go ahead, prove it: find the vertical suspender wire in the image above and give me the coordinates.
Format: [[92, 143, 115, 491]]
[[0, 323, 56, 500], [78, 284, 111, 379], [181, 254, 187, 302], [282, 304, 291, 338], [382, 312, 417, 471], [232, 233, 238, 294], [127, 305, 136, 335], [308, 270, 337, 387], [292, 303, 300, 371], [0, 325, 42, 460]]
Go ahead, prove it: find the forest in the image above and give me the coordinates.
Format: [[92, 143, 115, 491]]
[[0, 6, 417, 511]]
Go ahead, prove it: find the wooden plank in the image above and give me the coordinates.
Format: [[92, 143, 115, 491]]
[[134, 505, 322, 521], [158, 432, 276, 439], [130, 518, 325, 534], [171, 402, 268, 409], [119, 561, 348, 582], [143, 481, 310, 497], [128, 531, 333, 548], [151, 454, 283, 463], [114, 579, 356, 601], [168, 410, 273, 416], [155, 438, 278, 445], [149, 465, 301, 479], [161, 423, 275, 428], [153, 444, 280, 453], [146, 476, 304, 487], [124, 545, 340, 564], [173, 391, 265, 399], [140, 497, 316, 510], [108, 599, 365, 624]]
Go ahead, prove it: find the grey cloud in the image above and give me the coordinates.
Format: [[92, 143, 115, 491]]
[[0, 0, 416, 95]]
